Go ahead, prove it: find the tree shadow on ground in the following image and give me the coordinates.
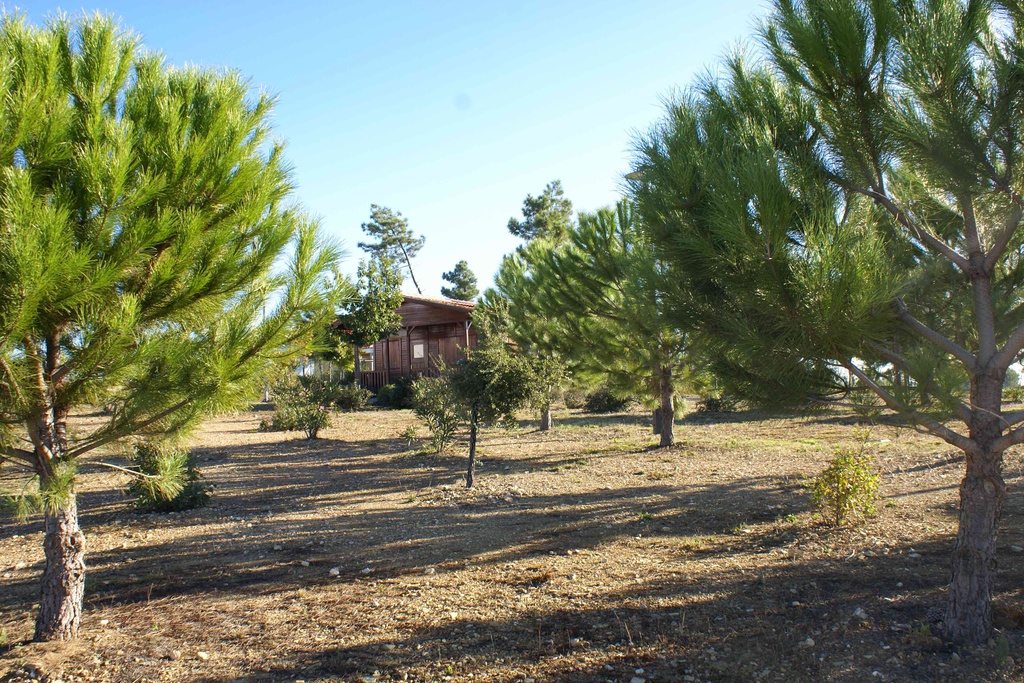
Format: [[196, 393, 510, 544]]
[[3, 409, 1024, 683], [179, 532, 1020, 683]]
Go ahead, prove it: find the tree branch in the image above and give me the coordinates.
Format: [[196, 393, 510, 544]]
[[983, 203, 1023, 272], [993, 424, 1024, 451], [92, 461, 161, 479], [844, 361, 976, 453], [865, 340, 972, 424], [67, 398, 191, 459], [1000, 410, 1024, 428], [0, 447, 36, 470], [962, 193, 982, 257], [892, 299, 976, 368], [990, 320, 1024, 372], [871, 192, 969, 271], [830, 175, 969, 270]]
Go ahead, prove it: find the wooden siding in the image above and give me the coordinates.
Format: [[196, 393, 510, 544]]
[[352, 295, 478, 392], [360, 321, 477, 391]]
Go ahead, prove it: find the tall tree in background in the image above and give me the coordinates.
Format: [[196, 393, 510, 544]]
[[507, 180, 574, 242], [0, 15, 342, 640], [358, 204, 425, 294], [633, 0, 1024, 645], [440, 260, 479, 301], [336, 258, 404, 350]]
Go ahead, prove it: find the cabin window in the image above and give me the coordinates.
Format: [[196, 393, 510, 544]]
[[413, 342, 425, 359], [359, 346, 375, 372]]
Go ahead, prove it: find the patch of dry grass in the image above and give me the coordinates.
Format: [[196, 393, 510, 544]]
[[0, 405, 1022, 682]]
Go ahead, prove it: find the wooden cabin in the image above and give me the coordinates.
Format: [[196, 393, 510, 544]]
[[354, 294, 477, 392]]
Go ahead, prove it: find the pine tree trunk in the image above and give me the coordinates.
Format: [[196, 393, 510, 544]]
[[945, 446, 1004, 644], [945, 373, 1005, 644], [652, 408, 662, 435], [466, 403, 478, 488], [34, 493, 86, 641], [659, 365, 674, 448], [539, 404, 552, 432]]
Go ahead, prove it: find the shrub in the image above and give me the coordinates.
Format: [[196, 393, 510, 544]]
[[562, 389, 587, 410], [1004, 386, 1024, 403], [583, 387, 633, 413], [127, 443, 211, 513], [695, 394, 738, 413], [400, 425, 420, 450], [811, 449, 880, 527], [377, 374, 416, 409], [334, 384, 372, 411], [269, 376, 334, 439], [412, 375, 464, 453]]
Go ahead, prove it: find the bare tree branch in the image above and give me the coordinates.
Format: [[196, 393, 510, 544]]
[[829, 175, 969, 270], [983, 203, 1023, 272], [0, 447, 36, 470], [844, 361, 976, 453], [999, 410, 1024, 428], [893, 299, 976, 368], [67, 399, 191, 460], [92, 462, 161, 479], [963, 193, 982, 256], [865, 340, 972, 424], [993, 424, 1024, 451], [990, 320, 1024, 372]]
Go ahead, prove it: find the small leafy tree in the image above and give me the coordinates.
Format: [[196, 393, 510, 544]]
[[271, 376, 334, 439], [494, 201, 691, 445], [337, 258, 404, 350], [440, 260, 479, 301], [411, 373, 464, 453], [334, 258, 404, 383], [358, 205, 425, 294], [448, 307, 542, 487], [484, 255, 570, 432], [0, 15, 341, 640], [812, 450, 880, 528]]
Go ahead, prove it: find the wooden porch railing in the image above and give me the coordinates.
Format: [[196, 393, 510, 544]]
[[359, 367, 442, 392]]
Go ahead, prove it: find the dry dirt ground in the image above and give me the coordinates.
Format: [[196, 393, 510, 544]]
[[3, 404, 1024, 683]]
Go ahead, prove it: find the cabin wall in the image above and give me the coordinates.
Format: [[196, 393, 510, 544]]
[[359, 321, 477, 392]]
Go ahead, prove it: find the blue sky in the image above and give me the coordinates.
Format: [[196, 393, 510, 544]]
[[12, 0, 770, 295]]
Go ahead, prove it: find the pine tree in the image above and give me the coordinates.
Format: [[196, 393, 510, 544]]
[[498, 201, 690, 446], [507, 180, 574, 242], [358, 205, 425, 294], [440, 260, 479, 301], [0, 15, 341, 641], [633, 0, 1024, 645]]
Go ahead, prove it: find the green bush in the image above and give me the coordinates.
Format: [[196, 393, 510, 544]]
[[258, 410, 297, 432], [412, 375, 464, 453], [811, 449, 880, 527], [334, 384, 372, 411], [563, 389, 587, 410], [127, 443, 211, 513], [583, 387, 633, 413], [264, 376, 334, 439], [695, 394, 738, 413], [1003, 386, 1024, 403], [377, 374, 416, 409]]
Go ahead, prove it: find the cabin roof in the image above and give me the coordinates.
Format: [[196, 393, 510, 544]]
[[400, 294, 476, 313], [394, 294, 475, 329], [332, 294, 475, 333]]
